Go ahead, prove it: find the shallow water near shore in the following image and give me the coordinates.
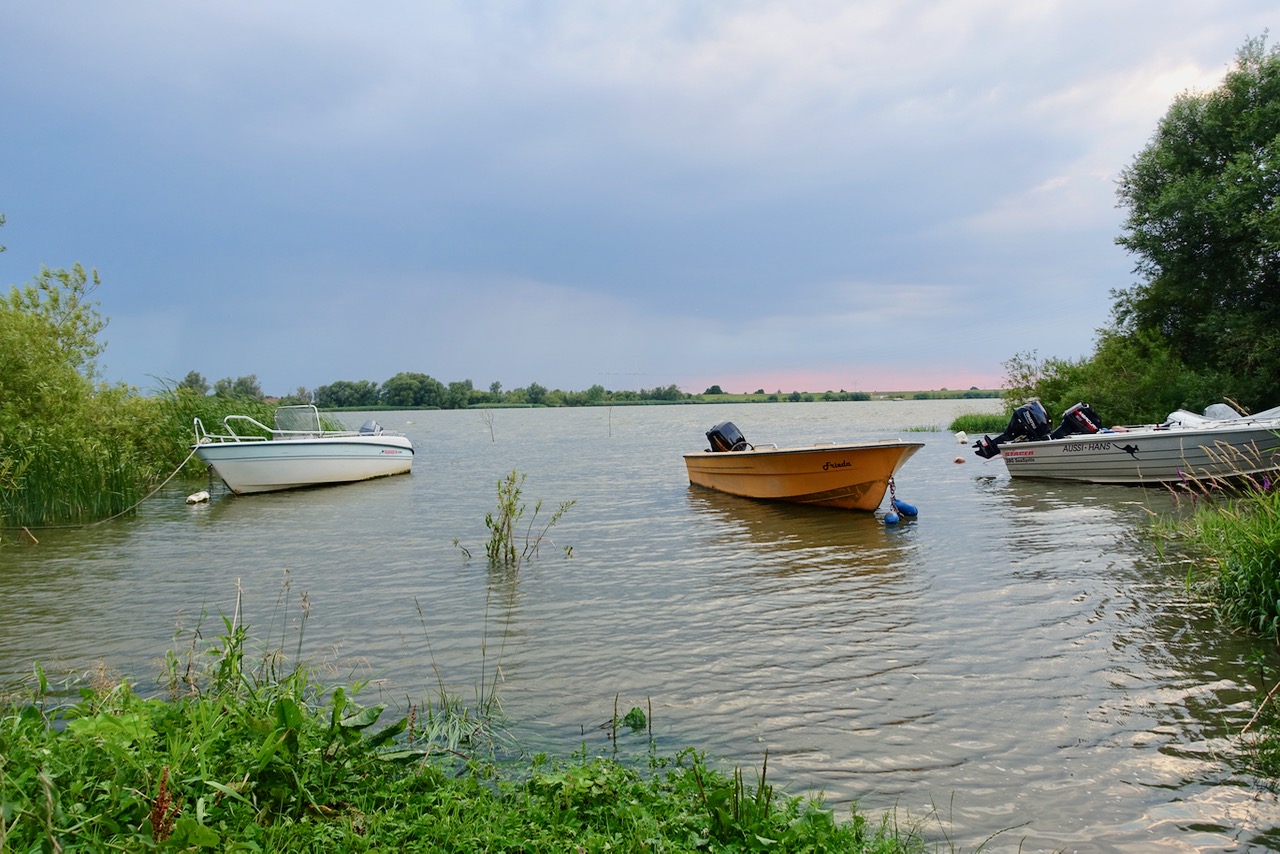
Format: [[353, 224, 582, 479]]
[[3, 399, 1278, 850]]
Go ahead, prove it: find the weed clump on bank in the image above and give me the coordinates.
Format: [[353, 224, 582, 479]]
[[0, 617, 922, 852]]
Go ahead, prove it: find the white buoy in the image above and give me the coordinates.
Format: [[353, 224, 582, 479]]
[[954, 431, 968, 444], [186, 490, 210, 504]]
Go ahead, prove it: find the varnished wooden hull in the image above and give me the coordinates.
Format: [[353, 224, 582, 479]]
[[683, 439, 923, 511]]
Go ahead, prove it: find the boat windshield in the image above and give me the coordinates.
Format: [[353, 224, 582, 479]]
[[274, 405, 324, 435]]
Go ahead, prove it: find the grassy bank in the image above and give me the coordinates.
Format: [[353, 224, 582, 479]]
[[0, 618, 924, 852], [1186, 482, 1280, 639], [1172, 479, 1280, 777]]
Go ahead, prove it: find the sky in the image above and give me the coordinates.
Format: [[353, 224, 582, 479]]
[[1, 3, 1273, 397]]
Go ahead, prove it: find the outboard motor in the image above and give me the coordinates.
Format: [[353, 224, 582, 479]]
[[972, 400, 1051, 459], [1050, 402, 1102, 439], [359, 419, 383, 435], [706, 421, 749, 452]]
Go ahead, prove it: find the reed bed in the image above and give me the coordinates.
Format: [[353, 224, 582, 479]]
[[148, 389, 279, 474], [0, 391, 279, 530], [948, 412, 1009, 435], [0, 433, 143, 527]]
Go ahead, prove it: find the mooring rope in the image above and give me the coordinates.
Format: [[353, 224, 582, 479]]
[[2, 446, 205, 536]]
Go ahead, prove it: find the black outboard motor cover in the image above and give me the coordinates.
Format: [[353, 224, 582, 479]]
[[1050, 402, 1102, 440], [706, 421, 749, 452], [359, 419, 382, 435], [972, 400, 1051, 458]]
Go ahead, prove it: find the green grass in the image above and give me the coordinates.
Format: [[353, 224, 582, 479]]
[[0, 613, 925, 852], [1167, 478, 1280, 779], [1181, 479, 1280, 639], [948, 413, 1009, 435], [0, 430, 145, 527]]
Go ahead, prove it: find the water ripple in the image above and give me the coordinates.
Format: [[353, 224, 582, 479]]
[[3, 401, 1279, 848]]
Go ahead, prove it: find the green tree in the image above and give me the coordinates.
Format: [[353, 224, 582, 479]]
[[1114, 36, 1280, 411], [1, 276, 93, 432], [525, 382, 548, 405], [315, 380, 380, 408], [704, 385, 724, 395], [5, 264, 106, 380], [1002, 330, 1222, 426], [641, 384, 686, 401], [213, 375, 263, 400], [0, 263, 157, 525], [445, 379, 474, 409], [177, 370, 209, 395], [278, 386, 313, 405], [1, 265, 117, 441], [380, 372, 443, 407]]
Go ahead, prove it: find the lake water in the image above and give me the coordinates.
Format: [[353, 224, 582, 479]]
[[3, 399, 1278, 851]]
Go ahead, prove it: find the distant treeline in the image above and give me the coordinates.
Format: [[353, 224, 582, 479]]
[[176, 371, 999, 410]]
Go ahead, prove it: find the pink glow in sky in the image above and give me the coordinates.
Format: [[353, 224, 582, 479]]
[[683, 368, 1006, 396], [2, 4, 1264, 397]]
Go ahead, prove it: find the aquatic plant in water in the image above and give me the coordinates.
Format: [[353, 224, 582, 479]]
[[455, 469, 575, 569]]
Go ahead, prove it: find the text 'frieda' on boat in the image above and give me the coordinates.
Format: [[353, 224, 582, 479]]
[[683, 421, 923, 518], [192, 404, 414, 495], [970, 399, 1280, 485]]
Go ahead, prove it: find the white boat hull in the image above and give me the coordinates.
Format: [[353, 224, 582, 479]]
[[996, 422, 1280, 485], [194, 435, 414, 494]]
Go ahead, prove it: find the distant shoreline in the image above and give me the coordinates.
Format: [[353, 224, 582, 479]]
[[325, 389, 1004, 411]]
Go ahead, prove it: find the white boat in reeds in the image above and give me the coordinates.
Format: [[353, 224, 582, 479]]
[[972, 400, 1280, 486], [192, 405, 413, 494], [684, 421, 923, 511]]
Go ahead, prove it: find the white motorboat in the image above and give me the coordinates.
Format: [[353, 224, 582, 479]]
[[972, 400, 1280, 486], [192, 405, 413, 494]]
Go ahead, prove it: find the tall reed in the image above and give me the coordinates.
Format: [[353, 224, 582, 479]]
[[0, 431, 143, 527], [1185, 480, 1280, 638], [0, 387, 275, 528], [147, 387, 279, 474], [949, 411, 1010, 435]]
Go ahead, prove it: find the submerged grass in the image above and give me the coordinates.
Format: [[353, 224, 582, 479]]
[[0, 611, 925, 852]]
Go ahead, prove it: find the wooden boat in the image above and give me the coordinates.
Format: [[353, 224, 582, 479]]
[[683, 421, 923, 511], [192, 405, 413, 494], [972, 401, 1280, 485]]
